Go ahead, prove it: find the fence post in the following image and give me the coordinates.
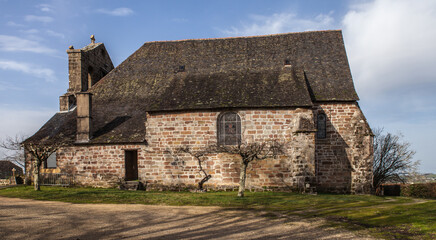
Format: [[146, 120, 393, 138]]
[[9, 168, 17, 185]]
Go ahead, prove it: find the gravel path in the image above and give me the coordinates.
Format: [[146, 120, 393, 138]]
[[0, 196, 375, 240]]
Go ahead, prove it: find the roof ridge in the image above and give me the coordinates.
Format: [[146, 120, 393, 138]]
[[142, 29, 342, 45], [81, 42, 103, 51]]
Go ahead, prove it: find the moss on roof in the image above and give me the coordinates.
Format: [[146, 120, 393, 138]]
[[93, 30, 358, 109], [26, 30, 359, 145], [24, 110, 77, 145]]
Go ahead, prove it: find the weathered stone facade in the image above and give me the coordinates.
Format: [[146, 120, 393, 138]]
[[314, 103, 373, 193], [25, 31, 374, 193], [143, 109, 316, 191], [28, 109, 315, 190], [27, 106, 371, 193], [60, 40, 114, 112]]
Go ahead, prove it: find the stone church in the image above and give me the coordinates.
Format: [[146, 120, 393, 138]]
[[25, 30, 373, 193]]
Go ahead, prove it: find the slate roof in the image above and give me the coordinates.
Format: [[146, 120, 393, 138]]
[[25, 30, 359, 145], [25, 105, 147, 145], [93, 30, 358, 107], [26, 110, 77, 145], [0, 161, 23, 178]]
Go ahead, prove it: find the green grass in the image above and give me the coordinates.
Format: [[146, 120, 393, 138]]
[[1, 186, 435, 239]]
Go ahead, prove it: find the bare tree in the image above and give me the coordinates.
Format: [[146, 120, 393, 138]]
[[217, 140, 286, 197], [0, 135, 25, 169], [1, 135, 64, 191], [373, 128, 419, 190], [25, 142, 64, 190], [174, 140, 286, 196], [177, 146, 214, 191]]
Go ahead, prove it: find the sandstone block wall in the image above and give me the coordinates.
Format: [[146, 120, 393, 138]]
[[144, 109, 315, 190], [314, 103, 373, 193], [26, 109, 316, 190], [0, 179, 10, 186], [25, 104, 372, 193], [25, 145, 145, 188], [57, 145, 145, 187]]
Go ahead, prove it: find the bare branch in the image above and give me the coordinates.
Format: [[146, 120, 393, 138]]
[[373, 128, 418, 190], [176, 146, 215, 191], [215, 140, 287, 197], [0, 135, 27, 169], [174, 140, 287, 196], [21, 139, 67, 191]]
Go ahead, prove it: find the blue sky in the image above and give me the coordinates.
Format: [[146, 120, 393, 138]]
[[1, 0, 435, 172]]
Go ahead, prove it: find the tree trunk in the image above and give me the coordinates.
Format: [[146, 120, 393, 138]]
[[238, 162, 248, 197], [33, 161, 41, 191]]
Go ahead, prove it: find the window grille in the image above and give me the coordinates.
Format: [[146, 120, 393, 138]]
[[317, 114, 326, 139], [218, 112, 241, 145]]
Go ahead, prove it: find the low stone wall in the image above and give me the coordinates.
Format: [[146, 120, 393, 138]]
[[0, 179, 10, 186]]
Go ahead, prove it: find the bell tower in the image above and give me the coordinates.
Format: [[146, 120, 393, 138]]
[[59, 35, 114, 112]]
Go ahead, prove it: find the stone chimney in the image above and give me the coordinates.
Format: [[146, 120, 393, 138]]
[[66, 47, 85, 92], [59, 93, 76, 112], [76, 92, 92, 143]]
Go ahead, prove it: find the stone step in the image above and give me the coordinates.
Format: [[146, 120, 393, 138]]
[[304, 187, 317, 194], [119, 181, 145, 191]]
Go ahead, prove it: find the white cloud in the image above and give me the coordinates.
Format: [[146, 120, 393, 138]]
[[46, 30, 65, 39], [0, 59, 56, 82], [341, 0, 436, 173], [0, 81, 25, 91], [6, 21, 25, 27], [0, 107, 54, 143], [222, 12, 335, 37], [97, 8, 134, 16], [38, 4, 53, 12], [0, 35, 57, 54], [342, 0, 436, 96], [20, 29, 39, 34], [25, 15, 54, 23], [0, 106, 55, 163]]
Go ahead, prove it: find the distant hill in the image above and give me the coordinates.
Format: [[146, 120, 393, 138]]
[[407, 173, 436, 183]]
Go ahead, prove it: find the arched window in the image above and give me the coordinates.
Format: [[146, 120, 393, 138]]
[[218, 112, 241, 145], [317, 113, 326, 139]]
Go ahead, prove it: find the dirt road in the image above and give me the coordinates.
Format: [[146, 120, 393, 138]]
[[0, 196, 374, 240]]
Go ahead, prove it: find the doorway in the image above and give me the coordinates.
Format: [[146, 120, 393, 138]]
[[124, 150, 138, 180]]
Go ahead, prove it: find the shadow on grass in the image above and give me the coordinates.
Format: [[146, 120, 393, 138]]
[[0, 198, 363, 240], [1, 186, 435, 239]]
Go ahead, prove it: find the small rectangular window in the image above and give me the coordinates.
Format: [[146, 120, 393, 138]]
[[317, 114, 327, 139], [45, 152, 57, 168]]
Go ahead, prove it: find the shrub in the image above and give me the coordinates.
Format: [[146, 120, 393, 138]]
[[401, 183, 436, 199]]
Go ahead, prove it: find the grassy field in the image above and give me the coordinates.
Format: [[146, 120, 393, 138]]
[[0, 186, 435, 239]]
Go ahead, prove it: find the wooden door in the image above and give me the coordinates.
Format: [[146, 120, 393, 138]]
[[125, 150, 138, 180]]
